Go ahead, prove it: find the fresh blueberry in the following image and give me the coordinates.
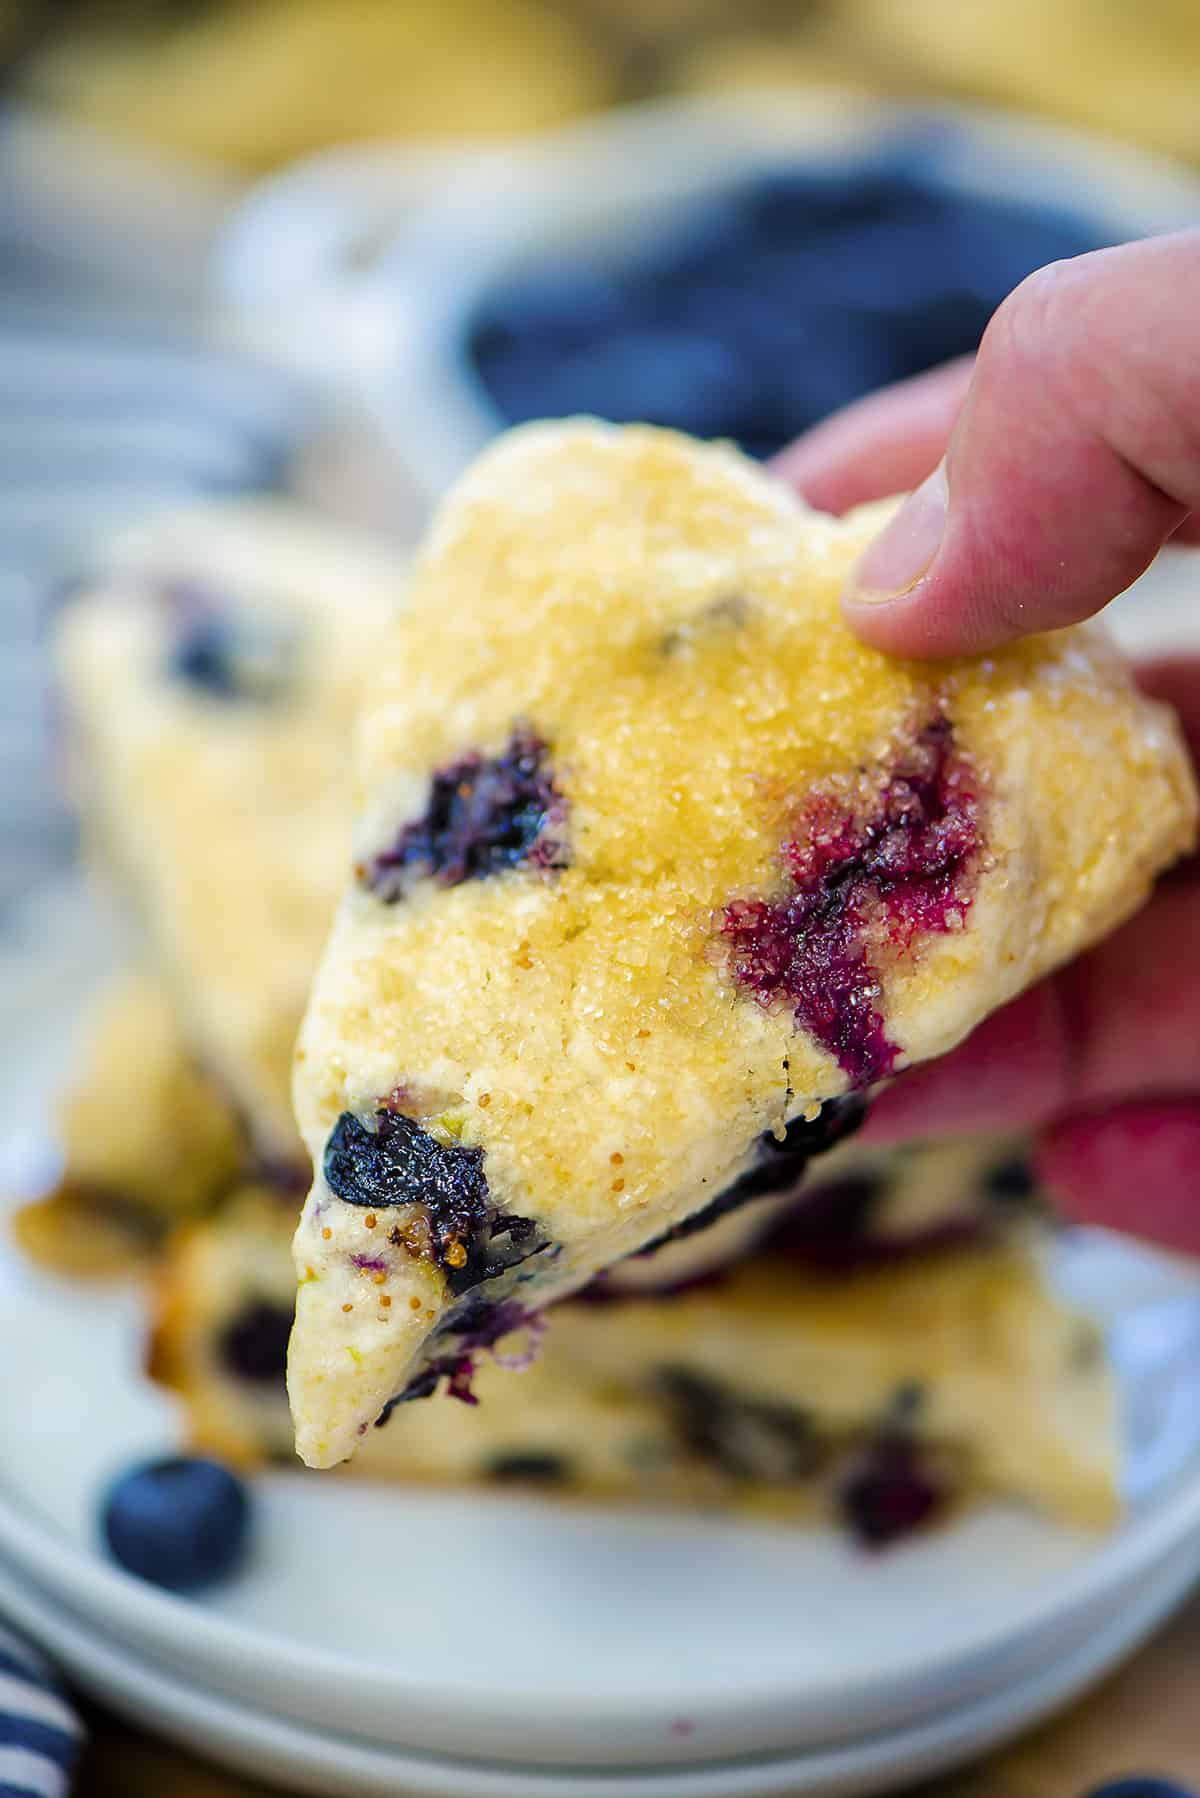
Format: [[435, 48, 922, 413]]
[[466, 155, 1109, 453], [741, 163, 901, 238], [1081, 1783, 1198, 1798], [496, 330, 749, 439], [470, 263, 629, 354], [102, 1456, 250, 1591]]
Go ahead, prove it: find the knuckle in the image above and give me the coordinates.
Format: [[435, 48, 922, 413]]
[[980, 259, 1079, 377]]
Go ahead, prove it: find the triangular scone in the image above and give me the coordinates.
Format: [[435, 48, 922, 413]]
[[290, 420, 1196, 1468]]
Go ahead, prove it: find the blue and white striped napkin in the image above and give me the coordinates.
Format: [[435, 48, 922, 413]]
[[0, 1624, 81, 1798], [0, 283, 314, 920]]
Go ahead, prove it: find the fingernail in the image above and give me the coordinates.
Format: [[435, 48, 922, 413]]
[[845, 463, 948, 604]]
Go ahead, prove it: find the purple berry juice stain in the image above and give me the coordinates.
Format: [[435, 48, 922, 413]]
[[723, 718, 980, 1085]]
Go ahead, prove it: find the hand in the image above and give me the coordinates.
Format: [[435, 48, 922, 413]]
[[775, 230, 1200, 1256]]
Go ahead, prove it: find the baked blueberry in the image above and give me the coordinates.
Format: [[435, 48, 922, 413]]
[[325, 1109, 546, 1295], [656, 1367, 823, 1483], [486, 1451, 572, 1483], [640, 1092, 868, 1254], [101, 1456, 250, 1590], [838, 1426, 948, 1548], [165, 592, 297, 704], [218, 1300, 293, 1383], [472, 264, 628, 352], [466, 154, 1107, 455], [363, 727, 567, 900]]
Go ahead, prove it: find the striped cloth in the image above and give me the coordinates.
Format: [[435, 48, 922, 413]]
[[0, 1624, 80, 1798], [0, 286, 313, 920]]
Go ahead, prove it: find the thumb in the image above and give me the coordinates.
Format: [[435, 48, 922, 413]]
[[842, 231, 1200, 660]]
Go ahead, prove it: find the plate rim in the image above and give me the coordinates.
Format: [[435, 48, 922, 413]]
[[5, 874, 1200, 1764], [0, 1532, 1194, 1798]]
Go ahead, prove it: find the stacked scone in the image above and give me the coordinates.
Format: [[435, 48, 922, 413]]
[[20, 498, 401, 1267], [29, 431, 1197, 1547], [148, 1135, 1121, 1541]]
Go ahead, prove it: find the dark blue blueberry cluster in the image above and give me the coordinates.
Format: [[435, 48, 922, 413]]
[[762, 1173, 996, 1276], [468, 142, 1108, 457], [218, 1300, 294, 1383], [102, 1456, 251, 1591], [837, 1388, 948, 1548], [639, 1091, 868, 1255], [486, 1451, 571, 1483], [325, 1110, 547, 1296], [362, 727, 567, 901], [655, 1367, 822, 1483], [1082, 1783, 1197, 1798], [983, 1155, 1038, 1205], [377, 1297, 536, 1413], [163, 579, 298, 703]]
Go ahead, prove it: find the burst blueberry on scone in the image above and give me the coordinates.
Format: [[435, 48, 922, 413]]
[[288, 421, 1196, 1468], [52, 501, 404, 1166], [151, 1139, 1117, 1540]]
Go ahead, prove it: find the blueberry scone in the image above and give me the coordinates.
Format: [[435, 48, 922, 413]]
[[12, 973, 243, 1276], [152, 1141, 1116, 1539], [53, 501, 404, 1165], [597, 1123, 1043, 1296], [290, 421, 1196, 1468]]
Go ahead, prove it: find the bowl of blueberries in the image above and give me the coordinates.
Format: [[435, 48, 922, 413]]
[[305, 88, 1200, 503]]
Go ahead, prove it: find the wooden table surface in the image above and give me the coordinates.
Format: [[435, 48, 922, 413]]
[[73, 1583, 1200, 1798]]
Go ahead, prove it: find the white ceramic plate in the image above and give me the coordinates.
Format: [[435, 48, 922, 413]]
[[2, 881, 1200, 1773], [0, 1534, 1194, 1798]]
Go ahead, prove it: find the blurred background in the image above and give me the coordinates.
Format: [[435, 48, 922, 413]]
[[2, 0, 1200, 913]]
